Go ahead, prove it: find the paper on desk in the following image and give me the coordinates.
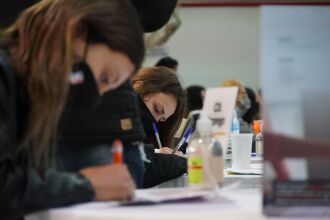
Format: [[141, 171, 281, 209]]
[[226, 168, 262, 175], [226, 163, 263, 175], [120, 188, 217, 206]]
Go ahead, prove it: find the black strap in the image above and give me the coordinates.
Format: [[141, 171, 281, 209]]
[[0, 50, 17, 153], [0, 50, 16, 93]]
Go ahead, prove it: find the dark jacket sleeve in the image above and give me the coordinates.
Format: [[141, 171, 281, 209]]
[[143, 144, 187, 188], [0, 67, 94, 219], [0, 162, 94, 219]]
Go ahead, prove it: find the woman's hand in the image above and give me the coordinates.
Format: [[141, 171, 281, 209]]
[[159, 147, 184, 157], [80, 164, 135, 201], [159, 147, 173, 154], [173, 151, 184, 157]]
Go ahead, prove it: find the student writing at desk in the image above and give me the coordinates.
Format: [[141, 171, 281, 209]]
[[0, 0, 145, 218], [131, 67, 187, 188], [56, 81, 147, 188], [51, 1, 180, 190]]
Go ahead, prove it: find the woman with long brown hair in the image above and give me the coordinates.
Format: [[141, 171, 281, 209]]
[[0, 0, 144, 218], [131, 67, 187, 188], [131, 67, 186, 149]]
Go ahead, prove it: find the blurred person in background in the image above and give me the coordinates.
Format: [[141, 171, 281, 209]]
[[154, 56, 178, 72], [185, 85, 206, 132], [186, 85, 206, 113], [243, 87, 260, 125], [220, 79, 252, 133]]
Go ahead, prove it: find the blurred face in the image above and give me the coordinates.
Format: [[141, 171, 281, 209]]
[[86, 44, 135, 95], [73, 39, 135, 95], [143, 92, 177, 122]]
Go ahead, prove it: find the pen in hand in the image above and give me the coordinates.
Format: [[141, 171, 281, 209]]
[[172, 127, 193, 155], [112, 139, 123, 164], [152, 122, 163, 148]]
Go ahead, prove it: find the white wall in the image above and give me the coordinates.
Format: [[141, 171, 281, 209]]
[[143, 7, 260, 91]]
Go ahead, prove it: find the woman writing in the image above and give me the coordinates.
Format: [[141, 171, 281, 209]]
[[0, 0, 144, 218], [131, 67, 187, 187]]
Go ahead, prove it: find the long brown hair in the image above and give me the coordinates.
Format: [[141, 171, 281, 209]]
[[0, 0, 144, 168], [131, 67, 186, 148]]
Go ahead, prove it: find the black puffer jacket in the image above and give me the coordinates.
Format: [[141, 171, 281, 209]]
[[143, 144, 187, 188], [0, 51, 94, 220], [137, 97, 187, 188], [56, 82, 187, 189], [56, 81, 146, 188]]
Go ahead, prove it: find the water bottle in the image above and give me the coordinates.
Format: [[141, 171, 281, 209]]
[[187, 130, 205, 188], [253, 120, 263, 157], [231, 109, 240, 134], [226, 109, 240, 168], [207, 138, 224, 187]]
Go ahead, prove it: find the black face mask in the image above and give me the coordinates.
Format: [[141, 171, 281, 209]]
[[138, 97, 157, 137], [66, 61, 102, 112]]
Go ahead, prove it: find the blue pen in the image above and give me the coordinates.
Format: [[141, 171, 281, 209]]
[[172, 127, 193, 154], [152, 122, 162, 148]]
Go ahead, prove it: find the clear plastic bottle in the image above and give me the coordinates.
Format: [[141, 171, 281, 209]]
[[208, 138, 224, 187], [187, 134, 204, 188], [253, 120, 263, 157], [226, 109, 240, 168], [187, 113, 224, 189], [255, 133, 263, 157], [231, 109, 240, 135]]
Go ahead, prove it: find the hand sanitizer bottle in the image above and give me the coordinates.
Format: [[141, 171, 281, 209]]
[[187, 112, 224, 189]]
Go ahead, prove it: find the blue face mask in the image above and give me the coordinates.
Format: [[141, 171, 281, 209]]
[[66, 61, 102, 112], [237, 94, 251, 118]]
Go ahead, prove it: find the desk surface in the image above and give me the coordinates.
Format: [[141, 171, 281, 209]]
[[159, 169, 262, 188], [26, 162, 330, 220], [26, 184, 330, 220]]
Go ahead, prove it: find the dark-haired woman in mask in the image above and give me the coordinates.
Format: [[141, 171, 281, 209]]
[[131, 67, 187, 188], [0, 0, 144, 218]]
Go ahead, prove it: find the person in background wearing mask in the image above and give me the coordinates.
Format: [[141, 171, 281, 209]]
[[220, 79, 252, 133], [131, 67, 187, 188], [0, 0, 144, 219]]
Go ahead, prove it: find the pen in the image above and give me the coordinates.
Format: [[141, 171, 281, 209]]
[[112, 139, 123, 164], [152, 122, 162, 148], [172, 127, 193, 154]]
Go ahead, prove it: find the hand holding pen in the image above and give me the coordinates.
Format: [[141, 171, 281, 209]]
[[80, 139, 135, 201], [171, 127, 193, 155], [152, 122, 163, 148]]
